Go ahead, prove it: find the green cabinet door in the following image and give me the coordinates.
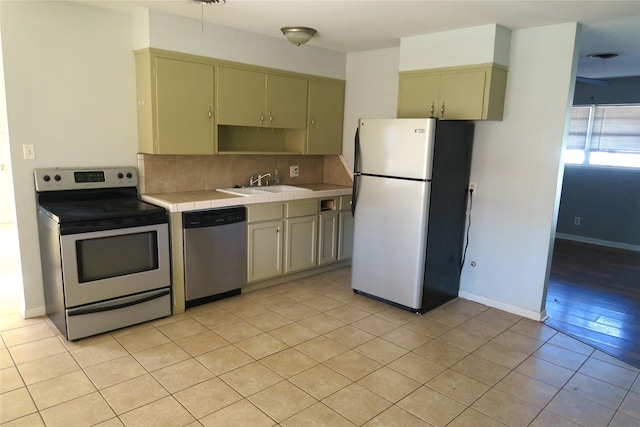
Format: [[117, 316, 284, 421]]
[[338, 210, 354, 261], [306, 80, 345, 155], [154, 58, 215, 154], [217, 66, 265, 126], [318, 211, 338, 266], [397, 73, 440, 119], [266, 75, 308, 129], [284, 215, 318, 273], [247, 220, 283, 282], [439, 70, 486, 120]]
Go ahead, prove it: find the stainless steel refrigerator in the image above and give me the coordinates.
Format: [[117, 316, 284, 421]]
[[351, 118, 474, 313]]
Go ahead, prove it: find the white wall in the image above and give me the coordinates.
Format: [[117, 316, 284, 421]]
[[460, 23, 580, 319], [399, 24, 511, 71], [342, 48, 400, 167], [145, 10, 346, 80], [1, 1, 139, 317], [342, 23, 580, 320]]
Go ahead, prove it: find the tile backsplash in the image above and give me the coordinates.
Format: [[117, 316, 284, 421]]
[[138, 154, 353, 195]]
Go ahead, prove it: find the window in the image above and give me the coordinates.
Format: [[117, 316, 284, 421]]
[[565, 104, 640, 168]]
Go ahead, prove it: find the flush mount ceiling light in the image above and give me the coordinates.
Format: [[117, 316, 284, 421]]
[[587, 52, 618, 60], [281, 26, 317, 46]]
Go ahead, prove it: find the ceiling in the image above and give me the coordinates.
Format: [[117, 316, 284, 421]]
[[89, 0, 640, 79]]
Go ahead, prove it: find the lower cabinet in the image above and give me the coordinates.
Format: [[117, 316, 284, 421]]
[[247, 220, 283, 282], [284, 215, 318, 273], [284, 199, 319, 274], [318, 212, 338, 265], [246, 195, 353, 284], [338, 210, 354, 261], [247, 203, 284, 283]]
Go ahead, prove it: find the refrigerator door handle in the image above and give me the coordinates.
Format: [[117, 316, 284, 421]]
[[351, 174, 359, 216], [353, 127, 361, 174], [352, 127, 361, 216]]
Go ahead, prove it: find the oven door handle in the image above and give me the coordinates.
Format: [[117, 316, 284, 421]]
[[67, 288, 171, 316]]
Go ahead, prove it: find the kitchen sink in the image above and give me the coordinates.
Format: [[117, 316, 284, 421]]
[[257, 185, 312, 193], [216, 187, 270, 197], [216, 185, 312, 197]]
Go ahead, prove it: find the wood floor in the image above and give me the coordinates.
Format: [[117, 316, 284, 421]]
[[545, 238, 640, 368]]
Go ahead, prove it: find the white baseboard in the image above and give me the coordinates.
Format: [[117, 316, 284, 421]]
[[22, 305, 46, 319], [555, 233, 640, 252], [458, 291, 546, 321]]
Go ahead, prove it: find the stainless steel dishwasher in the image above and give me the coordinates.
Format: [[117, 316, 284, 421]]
[[183, 206, 247, 308]]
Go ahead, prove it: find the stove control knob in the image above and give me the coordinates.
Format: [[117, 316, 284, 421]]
[[126, 172, 133, 179], [118, 173, 124, 179], [43, 175, 51, 182], [54, 175, 61, 181]]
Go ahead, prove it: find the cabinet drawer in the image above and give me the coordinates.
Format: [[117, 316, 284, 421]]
[[247, 203, 283, 222], [339, 195, 352, 210], [285, 200, 318, 218]]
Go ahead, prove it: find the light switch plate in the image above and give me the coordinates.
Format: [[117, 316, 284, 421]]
[[23, 144, 35, 160]]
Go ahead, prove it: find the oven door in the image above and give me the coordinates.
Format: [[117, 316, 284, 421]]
[[60, 223, 170, 307]]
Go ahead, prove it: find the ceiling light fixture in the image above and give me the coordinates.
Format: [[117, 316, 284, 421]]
[[281, 26, 317, 46]]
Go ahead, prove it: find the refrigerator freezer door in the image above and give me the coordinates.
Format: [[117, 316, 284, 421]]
[[358, 118, 436, 180], [351, 175, 430, 309]]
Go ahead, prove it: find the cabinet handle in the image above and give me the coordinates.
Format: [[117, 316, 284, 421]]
[[310, 116, 315, 127], [430, 102, 435, 117], [276, 227, 280, 233], [269, 113, 273, 126], [260, 112, 264, 124], [208, 107, 212, 122], [440, 102, 445, 117]]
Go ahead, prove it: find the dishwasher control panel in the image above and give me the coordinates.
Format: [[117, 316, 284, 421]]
[[183, 206, 246, 228]]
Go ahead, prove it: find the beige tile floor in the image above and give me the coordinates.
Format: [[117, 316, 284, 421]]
[[2, 261, 640, 426]]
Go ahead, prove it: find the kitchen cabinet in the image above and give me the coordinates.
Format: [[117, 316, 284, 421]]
[[135, 52, 215, 154], [338, 195, 354, 261], [247, 203, 284, 282], [397, 63, 507, 121], [306, 79, 345, 155], [284, 200, 319, 273], [318, 211, 338, 265], [284, 216, 318, 273], [217, 66, 308, 129], [246, 196, 350, 284], [135, 48, 346, 156]]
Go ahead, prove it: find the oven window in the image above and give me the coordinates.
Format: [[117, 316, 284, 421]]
[[76, 231, 159, 283]]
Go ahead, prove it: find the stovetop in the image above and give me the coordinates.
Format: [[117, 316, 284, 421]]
[[34, 167, 166, 223], [38, 197, 166, 223]]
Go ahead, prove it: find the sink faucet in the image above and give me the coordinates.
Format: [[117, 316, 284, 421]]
[[250, 173, 271, 186]]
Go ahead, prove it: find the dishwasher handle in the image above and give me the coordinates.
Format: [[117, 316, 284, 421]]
[[183, 206, 246, 228]]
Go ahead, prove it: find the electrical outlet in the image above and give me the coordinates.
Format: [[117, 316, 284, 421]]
[[23, 144, 35, 160], [574, 216, 581, 226], [290, 165, 299, 177], [469, 182, 477, 194]]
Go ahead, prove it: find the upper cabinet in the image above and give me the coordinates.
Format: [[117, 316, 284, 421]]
[[135, 51, 215, 155], [398, 63, 508, 121], [217, 66, 308, 129], [268, 74, 308, 129], [306, 79, 346, 155], [134, 49, 345, 155]]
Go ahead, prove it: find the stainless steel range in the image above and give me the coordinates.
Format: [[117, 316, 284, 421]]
[[35, 167, 171, 340]]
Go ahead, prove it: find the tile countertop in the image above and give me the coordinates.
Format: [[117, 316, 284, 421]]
[[141, 184, 352, 213]]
